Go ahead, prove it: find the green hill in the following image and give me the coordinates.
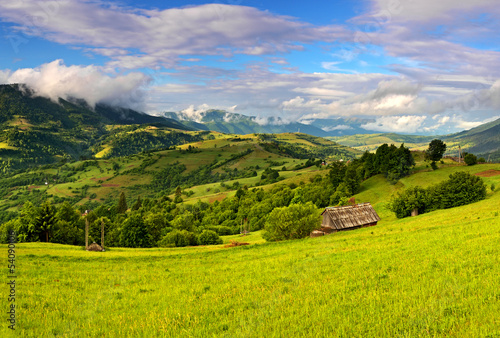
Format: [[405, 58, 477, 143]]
[[2, 163, 499, 336], [332, 118, 500, 161], [0, 131, 359, 215], [0, 84, 193, 171], [444, 118, 500, 160]]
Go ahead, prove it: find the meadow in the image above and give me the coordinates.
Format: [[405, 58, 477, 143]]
[[2, 164, 500, 337]]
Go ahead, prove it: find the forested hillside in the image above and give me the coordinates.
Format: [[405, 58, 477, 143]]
[[0, 84, 193, 172]]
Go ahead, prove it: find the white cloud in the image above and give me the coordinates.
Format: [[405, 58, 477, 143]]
[[0, 70, 11, 84], [0, 1, 350, 69], [361, 115, 427, 133], [322, 125, 353, 132], [6, 60, 150, 110], [178, 104, 211, 122], [369, 0, 499, 22]]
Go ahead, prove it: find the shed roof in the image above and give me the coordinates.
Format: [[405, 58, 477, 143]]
[[322, 203, 380, 230]]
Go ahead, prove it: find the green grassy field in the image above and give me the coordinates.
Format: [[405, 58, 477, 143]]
[[2, 165, 499, 337]]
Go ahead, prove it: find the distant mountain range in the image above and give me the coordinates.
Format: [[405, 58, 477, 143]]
[[1, 83, 498, 171], [332, 117, 500, 161], [163, 110, 376, 137]]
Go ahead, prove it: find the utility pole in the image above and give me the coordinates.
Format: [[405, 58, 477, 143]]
[[85, 216, 89, 249], [101, 218, 105, 250]]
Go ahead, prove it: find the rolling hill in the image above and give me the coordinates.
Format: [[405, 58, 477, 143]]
[[3, 161, 499, 336], [332, 117, 500, 161], [0, 131, 360, 215]]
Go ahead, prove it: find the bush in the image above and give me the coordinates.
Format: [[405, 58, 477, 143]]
[[433, 171, 486, 209], [464, 153, 477, 166], [159, 229, 199, 247], [389, 186, 430, 219], [199, 230, 223, 245], [389, 172, 486, 218], [263, 202, 321, 241]]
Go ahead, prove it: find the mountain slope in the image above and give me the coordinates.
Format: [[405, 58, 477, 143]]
[[0, 84, 195, 171], [331, 117, 500, 160], [164, 109, 332, 137], [443, 117, 500, 159]]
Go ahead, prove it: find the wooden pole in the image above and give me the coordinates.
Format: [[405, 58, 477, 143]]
[[101, 218, 105, 250], [85, 217, 89, 249]]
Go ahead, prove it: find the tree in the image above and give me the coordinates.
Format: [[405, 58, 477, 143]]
[[199, 230, 223, 245], [34, 201, 56, 242], [119, 212, 151, 248], [263, 202, 321, 241], [464, 153, 477, 166], [117, 192, 128, 214], [427, 139, 447, 162], [433, 171, 486, 209], [159, 229, 190, 247], [389, 186, 430, 219], [175, 186, 182, 197], [131, 196, 142, 211]]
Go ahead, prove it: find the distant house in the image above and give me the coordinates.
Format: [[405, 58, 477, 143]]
[[313, 203, 381, 236]]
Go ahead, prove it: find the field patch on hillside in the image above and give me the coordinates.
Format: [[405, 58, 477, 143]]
[[475, 169, 500, 177]]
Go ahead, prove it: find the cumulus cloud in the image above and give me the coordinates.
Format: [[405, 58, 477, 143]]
[[361, 115, 427, 133], [6, 60, 151, 110], [178, 104, 211, 122], [0, 70, 11, 84]]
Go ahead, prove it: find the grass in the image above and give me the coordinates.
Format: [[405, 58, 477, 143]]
[[0, 142, 17, 150], [2, 165, 500, 337]]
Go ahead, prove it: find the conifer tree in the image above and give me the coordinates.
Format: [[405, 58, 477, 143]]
[[117, 192, 128, 214]]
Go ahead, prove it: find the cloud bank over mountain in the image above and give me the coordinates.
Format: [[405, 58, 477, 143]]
[[2, 60, 150, 110]]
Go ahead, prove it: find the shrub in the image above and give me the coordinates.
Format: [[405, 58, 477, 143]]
[[263, 202, 321, 241], [199, 230, 223, 245], [389, 172, 486, 218], [478, 157, 486, 163], [158, 229, 198, 247], [389, 186, 430, 219], [464, 153, 477, 166], [433, 171, 486, 209]]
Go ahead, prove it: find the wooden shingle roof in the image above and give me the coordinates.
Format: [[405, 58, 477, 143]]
[[321, 203, 380, 230]]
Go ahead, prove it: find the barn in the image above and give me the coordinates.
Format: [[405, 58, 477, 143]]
[[317, 203, 380, 235]]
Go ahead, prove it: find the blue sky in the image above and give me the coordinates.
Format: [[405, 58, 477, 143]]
[[1, 0, 500, 134]]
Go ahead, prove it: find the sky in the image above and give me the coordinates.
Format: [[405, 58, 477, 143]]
[[1, 0, 500, 134]]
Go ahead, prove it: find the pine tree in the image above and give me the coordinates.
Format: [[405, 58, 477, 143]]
[[117, 192, 128, 214], [131, 196, 142, 211], [35, 201, 56, 242]]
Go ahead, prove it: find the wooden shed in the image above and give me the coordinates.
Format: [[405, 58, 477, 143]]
[[319, 203, 380, 234]]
